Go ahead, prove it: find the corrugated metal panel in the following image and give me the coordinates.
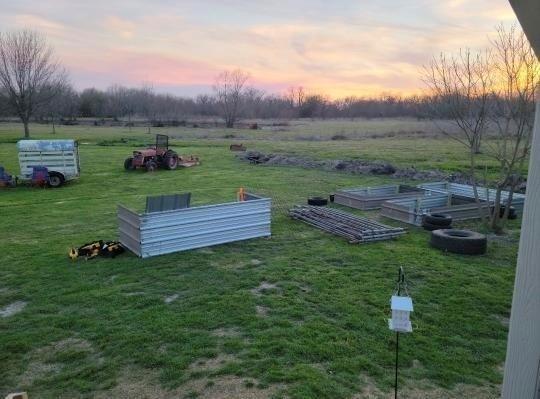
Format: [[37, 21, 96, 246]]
[[118, 195, 271, 258], [380, 193, 492, 225], [419, 182, 526, 214], [145, 193, 191, 213], [340, 185, 400, 196], [118, 205, 142, 256], [334, 184, 426, 210]]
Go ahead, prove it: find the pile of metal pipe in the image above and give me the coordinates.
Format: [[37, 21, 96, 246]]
[[289, 205, 406, 243]]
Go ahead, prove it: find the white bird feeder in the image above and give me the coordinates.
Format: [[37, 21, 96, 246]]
[[388, 295, 413, 333]]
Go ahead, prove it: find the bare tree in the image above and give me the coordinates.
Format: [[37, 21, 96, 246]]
[[39, 82, 76, 133], [0, 30, 67, 137], [486, 23, 539, 231], [287, 86, 305, 108], [213, 69, 249, 128], [422, 49, 493, 211], [243, 87, 265, 119]]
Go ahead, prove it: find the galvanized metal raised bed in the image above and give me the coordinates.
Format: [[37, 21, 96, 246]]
[[380, 193, 491, 226], [118, 193, 271, 258], [333, 184, 426, 210], [418, 182, 526, 214]]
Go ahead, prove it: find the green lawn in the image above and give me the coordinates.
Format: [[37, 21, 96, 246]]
[[0, 122, 518, 398]]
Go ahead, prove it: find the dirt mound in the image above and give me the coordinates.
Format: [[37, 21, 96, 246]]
[[238, 151, 472, 183]]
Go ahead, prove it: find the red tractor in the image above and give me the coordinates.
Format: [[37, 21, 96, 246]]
[[124, 134, 199, 172]]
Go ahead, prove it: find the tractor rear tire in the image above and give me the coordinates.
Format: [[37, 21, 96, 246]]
[[48, 172, 64, 188], [124, 157, 135, 170], [145, 160, 158, 172], [164, 154, 179, 170]]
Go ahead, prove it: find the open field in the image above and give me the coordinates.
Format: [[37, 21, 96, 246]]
[[0, 120, 520, 398], [0, 118, 512, 177]]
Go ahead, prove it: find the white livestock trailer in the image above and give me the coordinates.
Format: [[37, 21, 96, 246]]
[[17, 140, 80, 187]]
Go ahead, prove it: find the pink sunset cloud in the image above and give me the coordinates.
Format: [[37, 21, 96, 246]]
[[0, 0, 520, 98]]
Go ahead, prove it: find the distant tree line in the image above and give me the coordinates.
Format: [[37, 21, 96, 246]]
[[0, 82, 439, 123]]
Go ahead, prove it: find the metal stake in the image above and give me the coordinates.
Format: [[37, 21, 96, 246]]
[[395, 267, 404, 399], [395, 331, 399, 399]]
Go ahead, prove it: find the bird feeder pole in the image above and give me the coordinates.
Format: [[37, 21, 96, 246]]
[[394, 268, 403, 399], [389, 267, 413, 399]]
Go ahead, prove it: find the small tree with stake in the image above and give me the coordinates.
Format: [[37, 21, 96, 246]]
[[0, 30, 67, 138]]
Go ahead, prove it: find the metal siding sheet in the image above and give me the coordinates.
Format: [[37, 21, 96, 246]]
[[381, 192, 495, 225], [419, 182, 525, 213], [145, 193, 191, 213], [141, 225, 270, 258], [334, 184, 426, 210], [118, 196, 271, 258]]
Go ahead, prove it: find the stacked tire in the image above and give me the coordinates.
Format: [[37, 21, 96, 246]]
[[430, 229, 487, 255], [307, 197, 328, 206], [422, 213, 452, 231], [499, 205, 517, 220]]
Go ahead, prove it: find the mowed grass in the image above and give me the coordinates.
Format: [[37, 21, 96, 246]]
[[0, 122, 519, 398]]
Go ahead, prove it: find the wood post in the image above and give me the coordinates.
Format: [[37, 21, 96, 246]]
[[502, 91, 540, 398]]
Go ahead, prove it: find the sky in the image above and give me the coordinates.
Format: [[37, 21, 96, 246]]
[[0, 0, 518, 98]]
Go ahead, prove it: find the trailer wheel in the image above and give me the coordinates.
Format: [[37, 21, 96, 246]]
[[48, 172, 64, 188], [145, 160, 157, 172], [124, 157, 135, 170], [430, 229, 487, 255]]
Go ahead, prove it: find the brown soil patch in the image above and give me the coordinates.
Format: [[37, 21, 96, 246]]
[[492, 314, 510, 327], [19, 361, 63, 386], [255, 305, 269, 317], [211, 327, 242, 338], [18, 338, 96, 389], [354, 376, 500, 399], [251, 282, 279, 296], [124, 291, 146, 297], [96, 367, 285, 399], [164, 294, 179, 304], [0, 301, 27, 317], [188, 354, 236, 373], [51, 338, 93, 352]]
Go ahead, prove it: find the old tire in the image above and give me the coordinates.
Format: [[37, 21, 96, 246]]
[[499, 205, 517, 220], [308, 197, 328, 206], [424, 213, 452, 227], [422, 220, 450, 231], [430, 229, 487, 255], [48, 172, 64, 188], [164, 154, 178, 170], [145, 160, 157, 172], [124, 157, 135, 170]]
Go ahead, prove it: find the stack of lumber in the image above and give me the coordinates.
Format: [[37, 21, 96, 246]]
[[289, 205, 406, 243]]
